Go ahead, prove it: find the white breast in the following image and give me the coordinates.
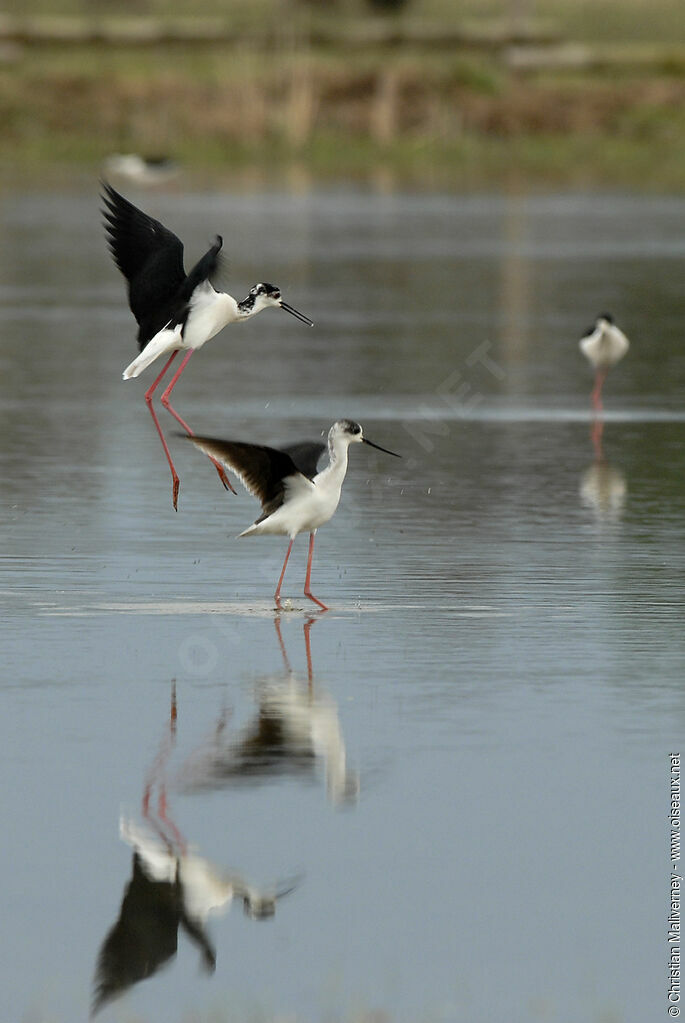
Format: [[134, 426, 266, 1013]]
[[184, 285, 239, 350], [580, 323, 630, 369], [242, 476, 342, 538]]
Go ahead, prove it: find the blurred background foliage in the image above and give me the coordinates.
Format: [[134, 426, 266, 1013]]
[[0, 0, 684, 189]]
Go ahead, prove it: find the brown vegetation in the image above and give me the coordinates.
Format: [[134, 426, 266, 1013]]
[[3, 60, 684, 149]]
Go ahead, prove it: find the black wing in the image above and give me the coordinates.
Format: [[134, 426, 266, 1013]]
[[281, 441, 326, 480], [102, 183, 187, 348], [178, 236, 225, 307], [187, 436, 306, 516]]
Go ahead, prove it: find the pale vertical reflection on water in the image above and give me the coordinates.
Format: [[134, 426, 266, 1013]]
[[1, 189, 685, 1023]]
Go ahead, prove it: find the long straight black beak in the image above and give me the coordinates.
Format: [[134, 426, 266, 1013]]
[[281, 301, 314, 327], [363, 437, 401, 457]]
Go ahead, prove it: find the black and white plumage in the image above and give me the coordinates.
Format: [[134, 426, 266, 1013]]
[[92, 816, 295, 1016], [187, 419, 400, 611], [280, 441, 327, 481], [92, 682, 295, 1016], [102, 183, 313, 377], [579, 313, 629, 411], [178, 617, 359, 806], [102, 184, 314, 509]]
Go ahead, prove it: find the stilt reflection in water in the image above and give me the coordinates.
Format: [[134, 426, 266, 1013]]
[[580, 417, 627, 523], [92, 684, 296, 1016], [178, 617, 359, 806]]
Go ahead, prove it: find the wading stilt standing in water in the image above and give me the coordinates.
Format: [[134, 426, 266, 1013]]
[[187, 420, 400, 612], [102, 184, 314, 509], [579, 314, 629, 413]]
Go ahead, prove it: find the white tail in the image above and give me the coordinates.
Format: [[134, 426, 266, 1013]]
[[123, 326, 183, 380]]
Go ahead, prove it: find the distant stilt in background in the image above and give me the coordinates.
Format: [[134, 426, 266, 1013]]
[[102, 154, 181, 188], [579, 314, 629, 413]]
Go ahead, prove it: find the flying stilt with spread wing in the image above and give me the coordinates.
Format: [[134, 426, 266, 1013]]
[[102, 184, 314, 509], [187, 419, 400, 612]]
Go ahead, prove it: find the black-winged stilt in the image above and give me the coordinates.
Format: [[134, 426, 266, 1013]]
[[102, 153, 180, 187], [102, 184, 314, 510], [187, 419, 400, 612], [579, 314, 629, 412]]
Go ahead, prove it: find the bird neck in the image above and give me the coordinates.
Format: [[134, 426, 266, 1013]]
[[237, 293, 261, 320], [314, 705, 352, 805], [322, 434, 350, 483]]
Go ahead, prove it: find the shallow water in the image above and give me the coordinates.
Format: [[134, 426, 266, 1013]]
[[1, 188, 684, 1023]]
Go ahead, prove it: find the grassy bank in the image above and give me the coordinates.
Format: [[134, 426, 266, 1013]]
[[9, 1, 685, 47], [1, 23, 685, 190]]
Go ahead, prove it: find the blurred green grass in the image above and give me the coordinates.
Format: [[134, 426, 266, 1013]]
[[2, 2, 685, 189], [6, 0, 685, 45]]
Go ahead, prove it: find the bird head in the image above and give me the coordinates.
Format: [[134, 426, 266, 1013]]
[[247, 283, 314, 326], [329, 420, 401, 457], [241, 893, 277, 919], [240, 877, 300, 919]]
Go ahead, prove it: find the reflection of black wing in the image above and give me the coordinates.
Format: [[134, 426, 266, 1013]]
[[179, 711, 316, 793], [92, 855, 215, 1016], [92, 854, 182, 1015], [281, 441, 326, 480]]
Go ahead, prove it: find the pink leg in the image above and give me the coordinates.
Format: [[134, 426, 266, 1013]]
[[303, 532, 328, 612], [160, 350, 194, 430], [144, 351, 182, 510], [160, 350, 236, 495], [274, 538, 295, 609], [591, 368, 607, 413]]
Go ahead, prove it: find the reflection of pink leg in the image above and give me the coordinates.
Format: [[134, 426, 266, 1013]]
[[160, 350, 236, 495], [158, 787, 186, 856], [142, 682, 185, 853], [591, 418, 604, 461], [274, 616, 292, 672], [274, 539, 294, 609], [170, 681, 177, 739], [304, 532, 328, 612], [591, 368, 607, 413], [145, 352, 181, 510], [303, 617, 315, 683]]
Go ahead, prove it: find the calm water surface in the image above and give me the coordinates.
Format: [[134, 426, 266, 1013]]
[[1, 189, 684, 1023]]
